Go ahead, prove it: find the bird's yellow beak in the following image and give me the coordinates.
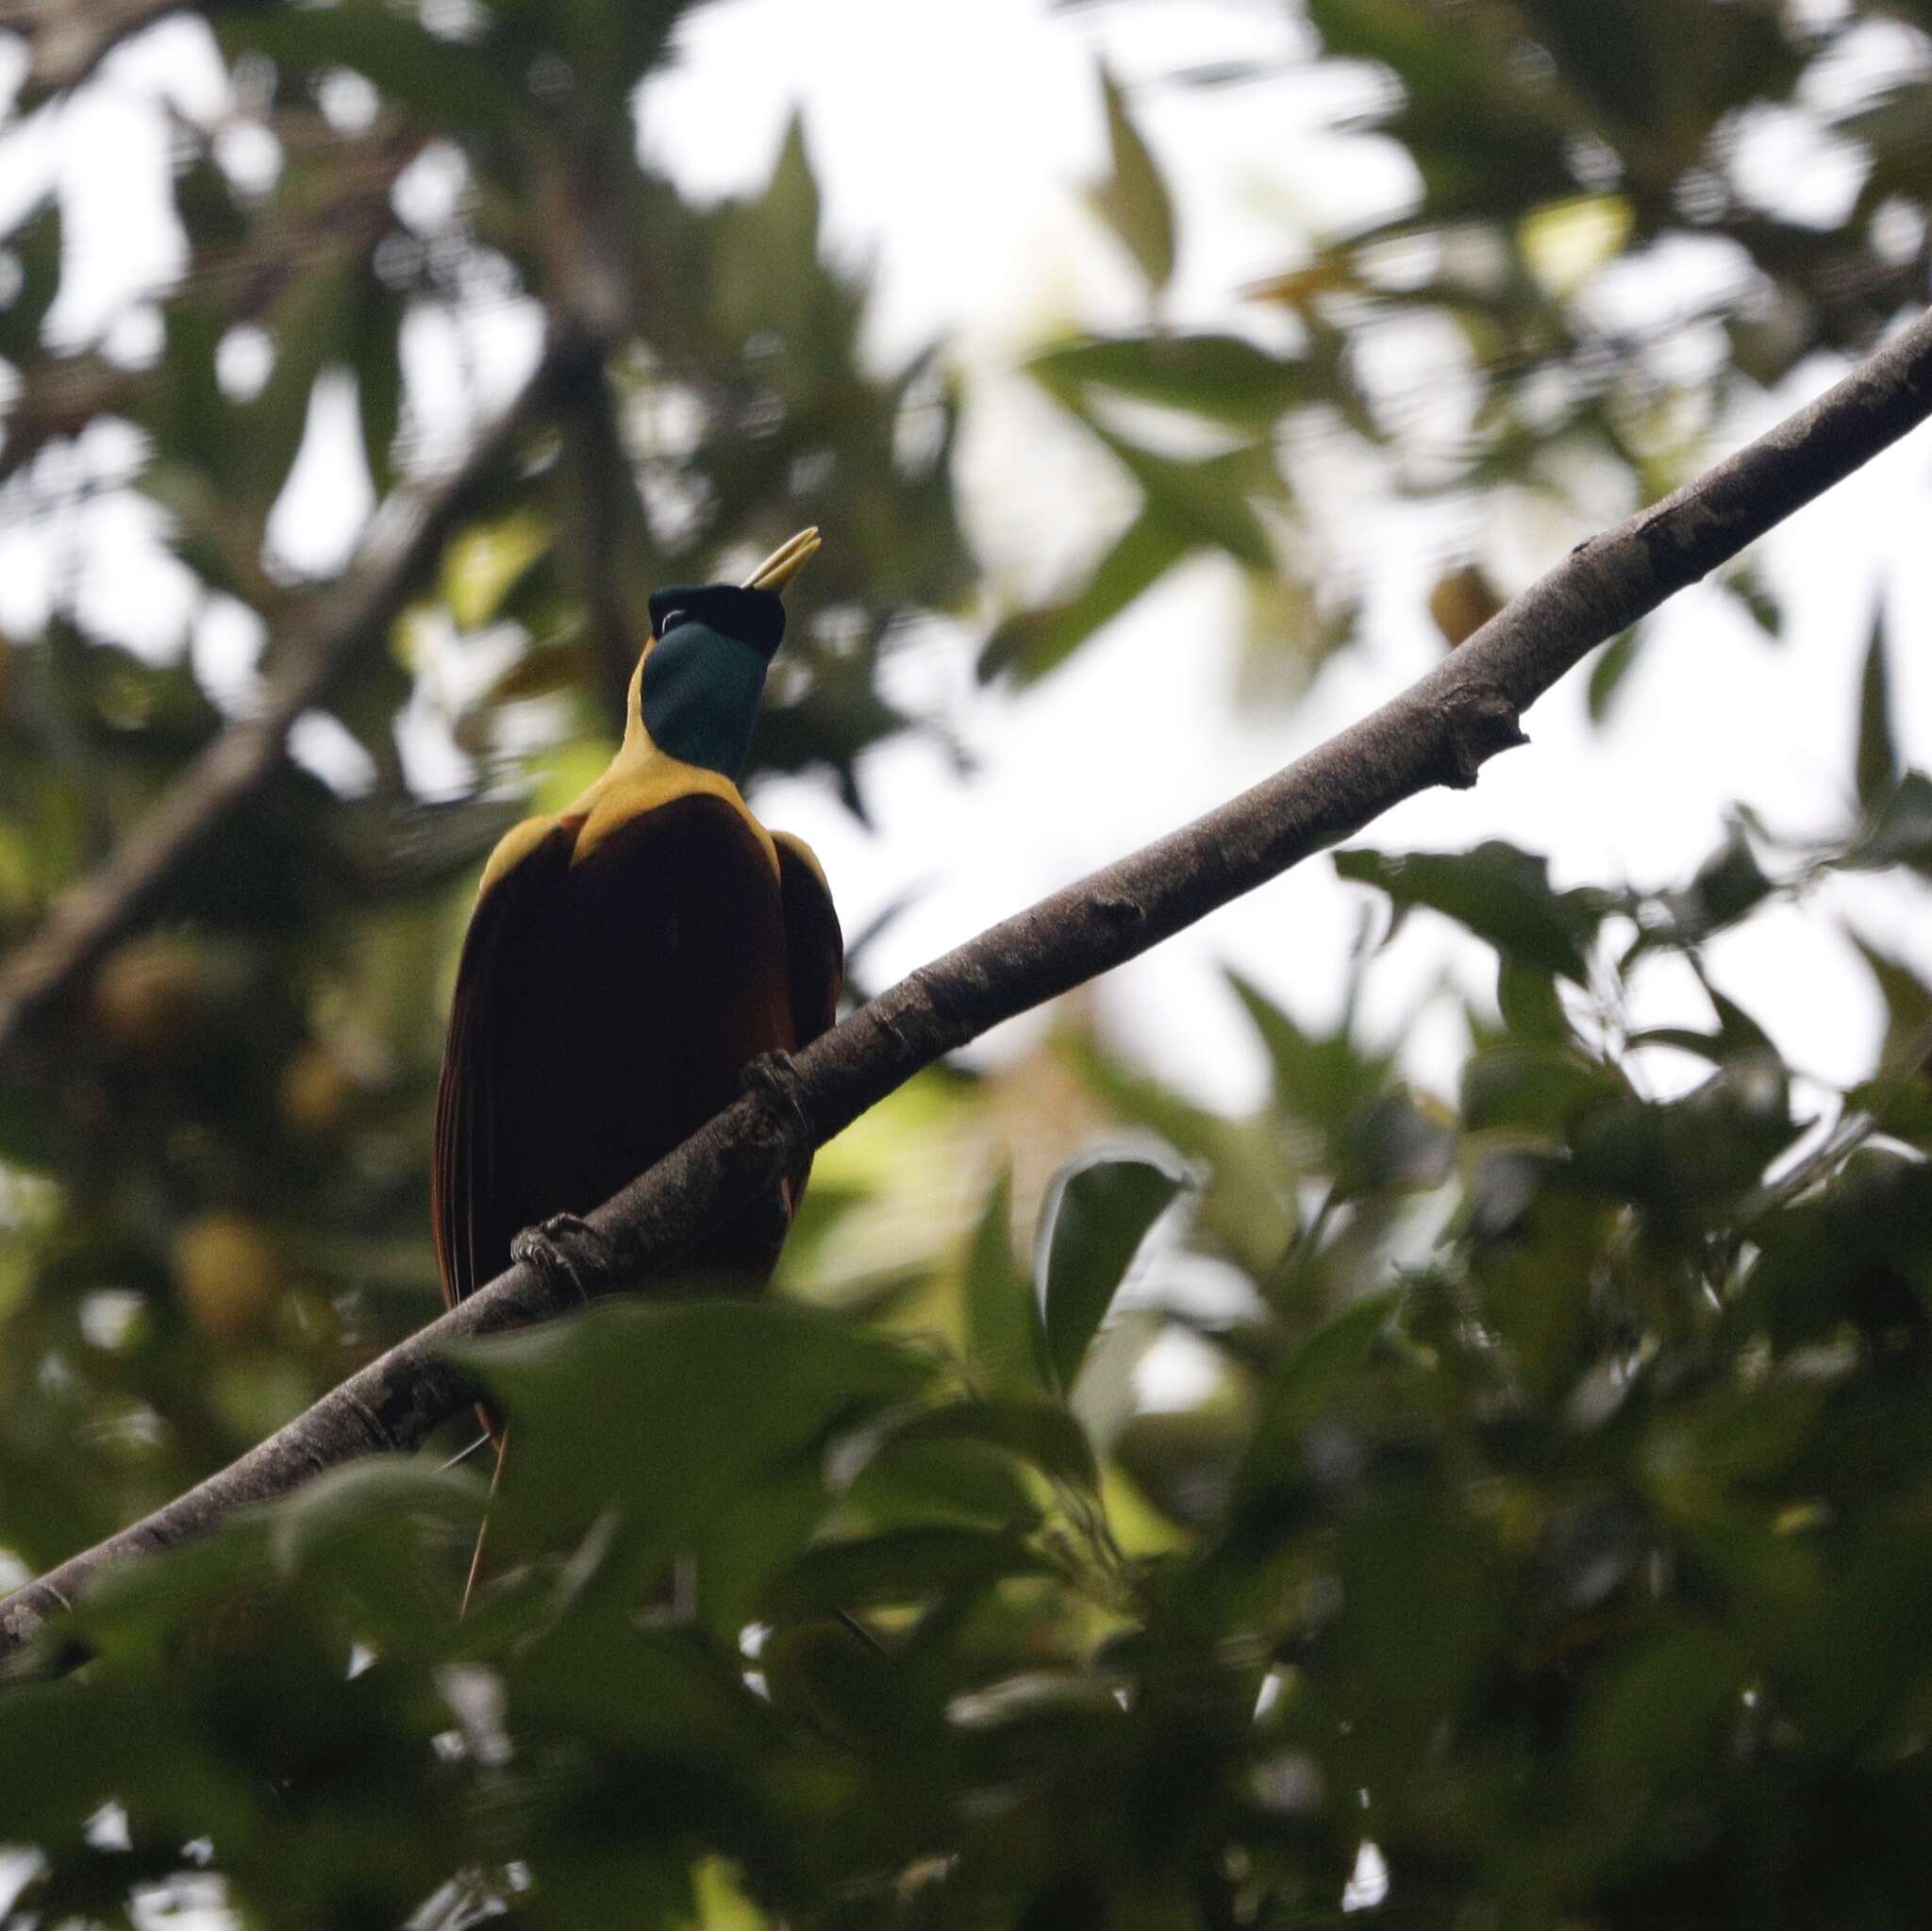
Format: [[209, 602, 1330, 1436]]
[[744, 526, 821, 595]]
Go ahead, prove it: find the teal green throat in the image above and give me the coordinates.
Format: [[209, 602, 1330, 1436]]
[[641, 584, 786, 781]]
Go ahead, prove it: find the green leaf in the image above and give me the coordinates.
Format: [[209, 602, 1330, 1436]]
[[1238, 1289, 1401, 1497], [0, 198, 62, 363], [762, 110, 824, 254], [765, 1525, 1048, 1619], [1571, 1056, 1796, 1218], [1586, 624, 1641, 724], [1228, 971, 1394, 1160], [452, 1299, 934, 1587], [962, 1169, 1045, 1395], [1634, 824, 1774, 951], [350, 276, 405, 498], [1336, 841, 1604, 985], [1723, 560, 1784, 641], [1031, 332, 1308, 430], [1103, 433, 1278, 572], [263, 1458, 481, 1652], [1461, 1040, 1621, 1135], [1853, 769, 1932, 873], [1335, 1480, 1497, 1764], [1850, 933, 1932, 1079], [1089, 64, 1176, 293], [1039, 1155, 1183, 1397], [220, 5, 525, 139], [1579, 1625, 1747, 1793], [875, 1397, 1101, 1495], [1857, 608, 1900, 815], [980, 509, 1192, 683], [1496, 956, 1572, 1041]]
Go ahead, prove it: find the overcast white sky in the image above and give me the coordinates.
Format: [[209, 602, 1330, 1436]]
[[4, 0, 1932, 1124]]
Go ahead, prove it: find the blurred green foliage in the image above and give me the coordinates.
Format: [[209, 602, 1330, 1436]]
[[1, 0, 1931, 1923], [13, 740, 1932, 1924], [1014, 0, 1932, 700]]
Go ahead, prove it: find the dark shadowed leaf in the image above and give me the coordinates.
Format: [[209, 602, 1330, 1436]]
[[765, 1525, 1050, 1619], [1586, 624, 1642, 723], [874, 1397, 1101, 1495], [1336, 841, 1603, 984], [452, 1300, 934, 1583], [1852, 769, 1932, 874], [1850, 933, 1932, 1080], [1461, 1040, 1621, 1135], [1633, 824, 1774, 952], [0, 198, 62, 363], [1039, 1155, 1184, 1396], [1238, 1289, 1400, 1498], [1578, 1624, 1748, 1794], [1857, 608, 1899, 814]]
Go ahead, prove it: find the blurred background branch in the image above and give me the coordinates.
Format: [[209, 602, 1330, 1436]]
[[0, 331, 562, 1060]]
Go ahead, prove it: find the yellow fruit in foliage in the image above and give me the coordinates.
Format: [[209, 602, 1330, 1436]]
[[1427, 564, 1505, 649], [278, 1042, 357, 1137], [172, 1211, 280, 1343], [93, 935, 208, 1061]]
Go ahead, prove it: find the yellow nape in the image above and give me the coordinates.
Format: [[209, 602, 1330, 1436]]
[[572, 754, 779, 878], [474, 640, 777, 905], [476, 812, 567, 900]]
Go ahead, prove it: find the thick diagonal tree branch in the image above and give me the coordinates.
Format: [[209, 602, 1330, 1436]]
[[6, 306, 1932, 1663], [0, 338, 569, 1062]]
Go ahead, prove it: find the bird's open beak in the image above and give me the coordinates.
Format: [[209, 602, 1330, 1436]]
[[744, 526, 821, 595]]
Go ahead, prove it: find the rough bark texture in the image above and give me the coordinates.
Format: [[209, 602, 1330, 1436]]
[[6, 306, 1932, 1663]]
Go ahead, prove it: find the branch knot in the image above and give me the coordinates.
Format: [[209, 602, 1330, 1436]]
[[1432, 692, 1529, 791]]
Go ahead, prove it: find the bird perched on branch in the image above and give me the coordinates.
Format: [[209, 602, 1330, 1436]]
[[431, 527, 841, 1607]]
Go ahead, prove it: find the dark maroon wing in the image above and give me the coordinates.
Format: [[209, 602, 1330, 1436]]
[[774, 833, 843, 1047], [432, 794, 801, 1310], [432, 821, 578, 1312]]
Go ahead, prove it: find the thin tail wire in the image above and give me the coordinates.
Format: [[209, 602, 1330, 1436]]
[[460, 1429, 508, 1618]]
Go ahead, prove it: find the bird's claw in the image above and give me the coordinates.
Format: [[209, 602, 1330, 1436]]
[[510, 1213, 614, 1306]]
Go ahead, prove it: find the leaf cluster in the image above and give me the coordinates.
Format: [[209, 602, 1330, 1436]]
[[1009, 0, 1931, 704], [11, 641, 1932, 1926]]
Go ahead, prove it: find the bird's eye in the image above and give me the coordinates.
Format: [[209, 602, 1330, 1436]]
[[658, 608, 691, 637]]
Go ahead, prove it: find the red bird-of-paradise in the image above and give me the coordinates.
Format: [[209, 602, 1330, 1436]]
[[432, 528, 841, 1608]]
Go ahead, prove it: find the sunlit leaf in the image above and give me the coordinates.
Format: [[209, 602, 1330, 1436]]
[[1088, 64, 1176, 294], [1032, 332, 1309, 430], [962, 1169, 1046, 1394]]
